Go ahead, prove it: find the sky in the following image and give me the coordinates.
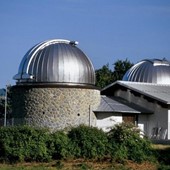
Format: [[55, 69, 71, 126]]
[[0, 0, 170, 88]]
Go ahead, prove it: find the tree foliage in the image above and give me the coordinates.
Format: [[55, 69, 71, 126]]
[[0, 89, 5, 117], [0, 86, 12, 119], [0, 98, 5, 117], [95, 64, 113, 88], [95, 59, 134, 88], [112, 59, 134, 81]]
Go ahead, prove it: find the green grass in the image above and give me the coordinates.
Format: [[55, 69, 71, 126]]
[[152, 144, 170, 165]]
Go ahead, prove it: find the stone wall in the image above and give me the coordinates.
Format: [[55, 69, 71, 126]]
[[11, 85, 100, 131]]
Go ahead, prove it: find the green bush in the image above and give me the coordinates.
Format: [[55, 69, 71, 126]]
[[158, 164, 170, 170], [107, 123, 155, 163], [51, 131, 70, 160], [68, 125, 108, 159], [156, 147, 170, 165], [0, 126, 52, 162], [0, 124, 157, 163]]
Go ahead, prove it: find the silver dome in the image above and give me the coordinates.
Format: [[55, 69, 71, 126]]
[[123, 59, 170, 84], [14, 39, 95, 86]]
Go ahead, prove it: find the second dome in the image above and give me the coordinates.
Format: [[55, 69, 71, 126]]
[[122, 59, 170, 84]]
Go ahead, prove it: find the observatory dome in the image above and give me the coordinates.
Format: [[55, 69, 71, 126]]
[[122, 59, 170, 84], [14, 39, 95, 86]]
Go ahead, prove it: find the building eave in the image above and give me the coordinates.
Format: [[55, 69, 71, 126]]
[[102, 81, 170, 105]]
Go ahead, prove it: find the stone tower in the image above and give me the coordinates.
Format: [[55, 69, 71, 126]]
[[12, 39, 100, 131]]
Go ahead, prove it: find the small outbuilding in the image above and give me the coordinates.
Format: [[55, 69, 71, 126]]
[[95, 59, 170, 140]]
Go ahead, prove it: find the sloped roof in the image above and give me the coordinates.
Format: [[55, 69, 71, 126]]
[[94, 95, 152, 114], [102, 81, 170, 104]]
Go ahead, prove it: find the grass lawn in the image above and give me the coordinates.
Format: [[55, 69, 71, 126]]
[[152, 144, 170, 169], [0, 160, 158, 170], [152, 144, 170, 150]]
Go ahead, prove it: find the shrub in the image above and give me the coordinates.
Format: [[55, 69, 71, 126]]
[[0, 126, 52, 162], [156, 147, 170, 165], [0, 123, 157, 163], [51, 131, 70, 160], [107, 123, 155, 163], [68, 125, 108, 159]]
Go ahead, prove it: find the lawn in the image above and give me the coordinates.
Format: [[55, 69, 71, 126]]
[[0, 160, 158, 170]]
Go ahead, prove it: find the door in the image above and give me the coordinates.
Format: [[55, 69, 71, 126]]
[[123, 114, 137, 124]]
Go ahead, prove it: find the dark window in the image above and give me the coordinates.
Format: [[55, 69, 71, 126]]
[[123, 114, 137, 124]]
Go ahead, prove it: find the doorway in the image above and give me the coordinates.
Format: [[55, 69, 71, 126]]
[[123, 114, 137, 124]]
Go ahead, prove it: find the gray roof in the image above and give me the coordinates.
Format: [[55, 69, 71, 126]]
[[94, 95, 152, 114], [13, 39, 95, 86], [123, 59, 170, 84], [102, 81, 170, 104]]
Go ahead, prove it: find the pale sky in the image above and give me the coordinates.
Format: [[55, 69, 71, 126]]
[[0, 0, 170, 87]]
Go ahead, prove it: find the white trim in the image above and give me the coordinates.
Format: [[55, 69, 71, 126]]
[[26, 39, 71, 74]]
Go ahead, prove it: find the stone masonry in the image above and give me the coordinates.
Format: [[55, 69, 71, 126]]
[[11, 85, 100, 131]]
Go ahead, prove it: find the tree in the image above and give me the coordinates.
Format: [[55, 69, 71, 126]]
[[0, 87, 12, 119], [112, 58, 134, 81], [0, 89, 5, 118], [0, 98, 5, 118], [95, 64, 113, 88], [95, 59, 134, 88]]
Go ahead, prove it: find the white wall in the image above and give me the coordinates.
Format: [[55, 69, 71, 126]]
[[138, 115, 148, 136], [96, 113, 122, 132], [148, 104, 168, 139], [115, 89, 169, 139]]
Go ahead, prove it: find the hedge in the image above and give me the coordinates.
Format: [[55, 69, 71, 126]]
[[0, 123, 156, 163]]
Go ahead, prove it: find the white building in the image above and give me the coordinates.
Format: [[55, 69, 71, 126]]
[[94, 59, 170, 140]]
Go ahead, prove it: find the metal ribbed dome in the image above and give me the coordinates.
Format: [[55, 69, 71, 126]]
[[123, 59, 170, 84], [14, 39, 95, 86]]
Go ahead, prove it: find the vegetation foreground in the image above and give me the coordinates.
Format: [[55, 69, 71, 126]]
[[0, 123, 169, 170]]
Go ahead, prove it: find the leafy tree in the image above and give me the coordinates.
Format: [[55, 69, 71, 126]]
[[6, 86, 12, 118], [95, 59, 134, 88], [112, 58, 133, 81], [95, 64, 113, 88], [0, 86, 12, 119], [0, 98, 5, 118], [0, 89, 5, 118]]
